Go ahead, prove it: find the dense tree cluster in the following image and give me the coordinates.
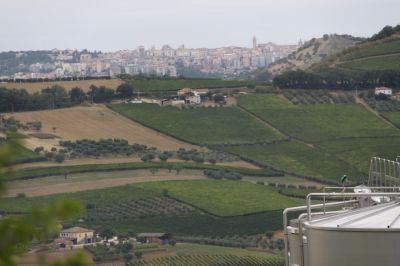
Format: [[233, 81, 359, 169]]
[[0, 83, 134, 112], [273, 69, 400, 89], [203, 169, 242, 180], [369, 24, 400, 41]]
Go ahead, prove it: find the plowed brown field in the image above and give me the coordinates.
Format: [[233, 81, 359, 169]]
[[7, 105, 195, 151]]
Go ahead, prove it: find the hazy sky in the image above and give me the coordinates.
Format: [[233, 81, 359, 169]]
[[1, 0, 399, 51]]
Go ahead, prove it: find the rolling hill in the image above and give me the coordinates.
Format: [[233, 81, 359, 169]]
[[251, 34, 361, 80]]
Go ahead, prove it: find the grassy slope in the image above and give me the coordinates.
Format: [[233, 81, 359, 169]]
[[109, 104, 282, 145], [238, 94, 399, 142], [222, 141, 364, 183], [0, 139, 43, 163], [126, 79, 255, 92], [136, 180, 299, 216]]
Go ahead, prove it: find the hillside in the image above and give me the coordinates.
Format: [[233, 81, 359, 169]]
[[310, 32, 400, 73], [274, 25, 400, 89], [252, 34, 361, 80]]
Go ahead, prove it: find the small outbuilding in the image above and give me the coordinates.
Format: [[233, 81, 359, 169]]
[[375, 87, 392, 96], [137, 233, 172, 245], [58, 227, 94, 245]]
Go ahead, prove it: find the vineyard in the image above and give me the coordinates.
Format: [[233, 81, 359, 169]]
[[109, 104, 283, 145], [282, 90, 355, 105], [128, 254, 284, 266], [362, 96, 400, 112], [86, 196, 197, 221], [176, 234, 284, 250]]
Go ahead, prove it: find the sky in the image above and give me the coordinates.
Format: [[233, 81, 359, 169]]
[[1, 0, 399, 52]]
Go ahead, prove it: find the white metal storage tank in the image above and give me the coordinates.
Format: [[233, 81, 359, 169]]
[[283, 156, 400, 266], [303, 201, 400, 266]]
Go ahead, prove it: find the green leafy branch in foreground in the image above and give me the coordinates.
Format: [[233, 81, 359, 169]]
[[0, 139, 93, 266]]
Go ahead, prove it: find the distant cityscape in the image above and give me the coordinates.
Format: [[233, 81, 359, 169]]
[[0, 37, 299, 80]]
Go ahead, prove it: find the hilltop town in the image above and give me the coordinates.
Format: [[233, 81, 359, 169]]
[[0, 38, 297, 80]]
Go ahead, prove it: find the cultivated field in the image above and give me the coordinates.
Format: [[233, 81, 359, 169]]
[[6, 105, 195, 151], [136, 180, 299, 216], [125, 78, 257, 92], [382, 112, 400, 128], [339, 54, 400, 71], [238, 94, 400, 142], [317, 137, 400, 174], [5, 169, 206, 197], [223, 140, 364, 183], [0, 179, 297, 236], [1, 79, 123, 93], [110, 104, 283, 145]]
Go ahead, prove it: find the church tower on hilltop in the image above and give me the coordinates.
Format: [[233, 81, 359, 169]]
[[253, 36, 257, 49]]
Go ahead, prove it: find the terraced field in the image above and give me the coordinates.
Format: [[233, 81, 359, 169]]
[[110, 104, 283, 145]]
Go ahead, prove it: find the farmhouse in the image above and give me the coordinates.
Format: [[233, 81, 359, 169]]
[[137, 233, 172, 245], [186, 94, 201, 104], [375, 87, 392, 96], [177, 88, 192, 95], [58, 227, 94, 245]]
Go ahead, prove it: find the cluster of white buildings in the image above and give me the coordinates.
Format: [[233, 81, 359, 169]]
[[1, 37, 298, 80]]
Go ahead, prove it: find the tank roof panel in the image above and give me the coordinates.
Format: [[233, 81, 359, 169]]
[[306, 201, 400, 230]]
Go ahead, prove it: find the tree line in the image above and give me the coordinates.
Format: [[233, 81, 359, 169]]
[[0, 83, 135, 112], [273, 69, 400, 90]]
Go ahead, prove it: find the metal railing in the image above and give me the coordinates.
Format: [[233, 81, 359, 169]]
[[306, 192, 400, 221]]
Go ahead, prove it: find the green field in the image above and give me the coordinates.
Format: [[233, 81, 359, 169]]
[[109, 104, 282, 145], [339, 54, 400, 71], [238, 94, 400, 142], [0, 139, 44, 164], [126, 78, 257, 92], [382, 112, 400, 128], [317, 137, 400, 175], [0, 180, 298, 236], [222, 141, 364, 183], [136, 180, 298, 216]]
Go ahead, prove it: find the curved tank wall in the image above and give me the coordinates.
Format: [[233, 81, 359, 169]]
[[305, 228, 400, 266], [303, 201, 400, 266]]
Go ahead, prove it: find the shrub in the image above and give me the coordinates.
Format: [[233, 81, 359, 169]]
[[17, 193, 26, 198], [54, 153, 65, 163]]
